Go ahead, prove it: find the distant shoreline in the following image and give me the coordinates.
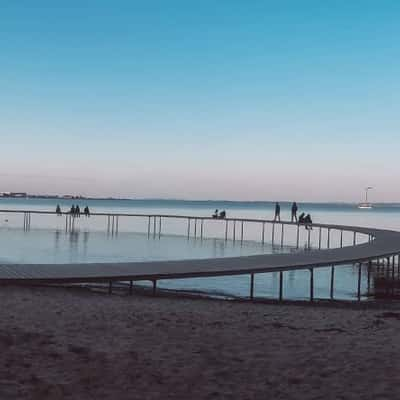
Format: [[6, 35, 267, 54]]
[[1, 196, 399, 207]]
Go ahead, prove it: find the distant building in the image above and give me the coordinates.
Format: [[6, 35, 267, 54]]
[[62, 195, 84, 199], [1, 192, 27, 198]]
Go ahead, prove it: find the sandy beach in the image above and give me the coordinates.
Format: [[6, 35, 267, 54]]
[[1, 286, 400, 400]]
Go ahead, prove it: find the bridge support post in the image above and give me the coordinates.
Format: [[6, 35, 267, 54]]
[[225, 220, 228, 241], [398, 254, 400, 276], [152, 280, 157, 296], [340, 230, 343, 248], [392, 255, 395, 280], [376, 258, 380, 274], [330, 265, 335, 299], [357, 263, 362, 301], [309, 268, 314, 302], [200, 219, 204, 240], [307, 229, 311, 249], [187, 218, 190, 240], [279, 271, 283, 301], [24, 212, 31, 231], [385, 258, 390, 296], [158, 217, 162, 239], [367, 261, 371, 294], [280, 224, 284, 248], [147, 216, 151, 238], [318, 227, 322, 250], [24, 212, 31, 230], [241, 221, 244, 245], [296, 224, 300, 249], [272, 223, 275, 247], [250, 273, 254, 300], [353, 232, 357, 246], [261, 222, 265, 245], [327, 229, 330, 249]]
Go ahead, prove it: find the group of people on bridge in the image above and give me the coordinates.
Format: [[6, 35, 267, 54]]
[[212, 209, 226, 219], [56, 204, 90, 218], [209, 203, 313, 229], [274, 202, 313, 229]]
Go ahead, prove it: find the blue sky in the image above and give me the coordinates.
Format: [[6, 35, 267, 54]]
[[1, 1, 399, 201]]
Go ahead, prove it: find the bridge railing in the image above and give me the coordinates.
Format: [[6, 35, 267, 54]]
[[0, 208, 371, 251]]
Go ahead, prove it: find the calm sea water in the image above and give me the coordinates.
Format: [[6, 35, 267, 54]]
[[0, 198, 399, 300]]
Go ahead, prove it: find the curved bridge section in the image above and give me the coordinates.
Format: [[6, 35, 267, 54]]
[[0, 210, 399, 300]]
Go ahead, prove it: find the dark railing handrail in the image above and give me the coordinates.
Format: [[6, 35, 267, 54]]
[[0, 208, 374, 236]]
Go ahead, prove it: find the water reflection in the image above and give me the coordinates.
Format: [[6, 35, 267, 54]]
[[0, 227, 278, 265]]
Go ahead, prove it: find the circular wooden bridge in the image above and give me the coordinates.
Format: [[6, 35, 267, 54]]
[[1, 209, 400, 301]]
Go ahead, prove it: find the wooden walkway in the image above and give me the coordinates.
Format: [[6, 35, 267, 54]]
[[0, 218, 399, 289]]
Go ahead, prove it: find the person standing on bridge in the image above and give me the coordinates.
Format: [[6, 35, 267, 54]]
[[291, 202, 298, 222], [56, 204, 62, 216], [274, 202, 281, 222]]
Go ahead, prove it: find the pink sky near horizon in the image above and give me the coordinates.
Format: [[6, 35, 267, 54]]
[[0, 165, 394, 203]]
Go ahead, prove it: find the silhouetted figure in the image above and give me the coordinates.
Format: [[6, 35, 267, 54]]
[[304, 214, 313, 230], [84, 206, 90, 217], [56, 204, 62, 216], [304, 214, 312, 224], [219, 210, 226, 219], [298, 212, 305, 223], [212, 209, 219, 219], [274, 202, 281, 222], [75, 205, 81, 217], [291, 202, 298, 222], [70, 205, 76, 216]]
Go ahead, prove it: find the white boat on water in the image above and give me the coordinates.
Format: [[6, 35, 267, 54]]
[[358, 187, 373, 209], [358, 202, 372, 209]]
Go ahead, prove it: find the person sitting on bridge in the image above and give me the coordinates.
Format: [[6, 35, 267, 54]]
[[70, 205, 76, 215], [212, 209, 219, 218], [219, 210, 226, 219], [56, 204, 62, 216], [84, 206, 90, 217], [75, 205, 81, 217], [304, 214, 313, 230], [298, 212, 305, 224]]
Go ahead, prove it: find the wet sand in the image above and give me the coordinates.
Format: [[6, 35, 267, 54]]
[[1, 285, 400, 399]]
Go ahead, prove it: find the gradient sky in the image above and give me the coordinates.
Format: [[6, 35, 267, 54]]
[[1, 1, 399, 202]]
